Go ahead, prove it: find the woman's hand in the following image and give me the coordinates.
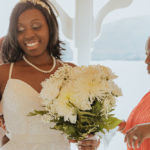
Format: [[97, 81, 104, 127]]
[[124, 123, 150, 149], [77, 135, 100, 150], [118, 121, 126, 134], [0, 115, 9, 147], [0, 115, 5, 130], [69, 135, 100, 150], [1, 135, 9, 146], [77, 139, 100, 150]]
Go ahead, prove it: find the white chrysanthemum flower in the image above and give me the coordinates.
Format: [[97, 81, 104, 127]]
[[68, 65, 116, 108], [72, 65, 117, 80], [108, 81, 122, 96], [101, 95, 116, 117], [98, 65, 117, 80], [40, 79, 63, 105], [51, 64, 73, 81], [70, 93, 92, 111], [39, 64, 122, 124], [49, 84, 77, 124], [40, 64, 74, 105], [51, 99, 77, 123]]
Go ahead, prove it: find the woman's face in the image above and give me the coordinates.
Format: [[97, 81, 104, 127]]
[[17, 8, 49, 57], [145, 48, 150, 74]]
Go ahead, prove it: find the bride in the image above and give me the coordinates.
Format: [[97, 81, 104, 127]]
[[0, 0, 100, 149]]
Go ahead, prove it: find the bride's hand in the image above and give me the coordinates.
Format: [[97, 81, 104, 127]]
[[69, 139, 78, 143], [77, 135, 100, 150], [0, 115, 8, 147], [0, 115, 5, 130]]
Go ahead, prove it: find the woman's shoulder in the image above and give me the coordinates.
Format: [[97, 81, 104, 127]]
[[0, 63, 10, 81], [0, 63, 10, 73], [60, 61, 76, 67], [0, 64, 11, 95], [65, 62, 76, 67], [56, 60, 77, 72]]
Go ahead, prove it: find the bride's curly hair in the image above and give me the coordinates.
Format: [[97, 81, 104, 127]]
[[2, 0, 65, 63]]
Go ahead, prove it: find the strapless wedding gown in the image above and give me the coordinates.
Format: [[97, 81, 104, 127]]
[[1, 72, 70, 150]]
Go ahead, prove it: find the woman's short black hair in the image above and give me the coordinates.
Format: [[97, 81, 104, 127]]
[[2, 0, 64, 63]]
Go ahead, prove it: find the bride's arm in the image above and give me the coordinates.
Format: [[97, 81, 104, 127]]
[[0, 113, 9, 146], [0, 72, 9, 146], [0, 115, 9, 146], [0, 87, 5, 129]]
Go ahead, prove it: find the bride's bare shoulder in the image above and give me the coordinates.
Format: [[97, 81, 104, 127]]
[[63, 62, 77, 67], [57, 60, 76, 68], [0, 63, 10, 72], [0, 64, 10, 81]]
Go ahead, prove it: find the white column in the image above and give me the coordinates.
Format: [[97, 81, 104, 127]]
[[51, 0, 133, 66], [73, 0, 94, 65]]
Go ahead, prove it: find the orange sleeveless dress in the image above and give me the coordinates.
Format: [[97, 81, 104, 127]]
[[124, 91, 150, 150]]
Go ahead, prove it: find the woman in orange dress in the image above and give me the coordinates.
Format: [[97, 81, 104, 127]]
[[118, 37, 150, 150]]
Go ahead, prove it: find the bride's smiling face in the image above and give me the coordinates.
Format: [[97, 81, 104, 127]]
[[17, 8, 49, 57]]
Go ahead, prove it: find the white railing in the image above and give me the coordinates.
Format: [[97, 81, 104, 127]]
[[50, 0, 133, 65]]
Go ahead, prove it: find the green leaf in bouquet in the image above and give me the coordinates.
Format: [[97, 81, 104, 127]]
[[91, 99, 103, 115], [50, 117, 80, 140], [78, 114, 95, 125], [54, 124, 77, 136], [78, 111, 96, 117], [28, 110, 49, 116], [77, 126, 99, 140], [103, 116, 122, 131]]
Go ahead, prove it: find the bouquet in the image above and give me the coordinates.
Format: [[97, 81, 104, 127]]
[[29, 64, 122, 140]]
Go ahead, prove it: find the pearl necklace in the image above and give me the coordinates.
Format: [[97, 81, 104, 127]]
[[23, 55, 56, 73]]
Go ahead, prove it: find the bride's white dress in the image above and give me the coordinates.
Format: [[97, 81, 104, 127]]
[[0, 63, 70, 150]]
